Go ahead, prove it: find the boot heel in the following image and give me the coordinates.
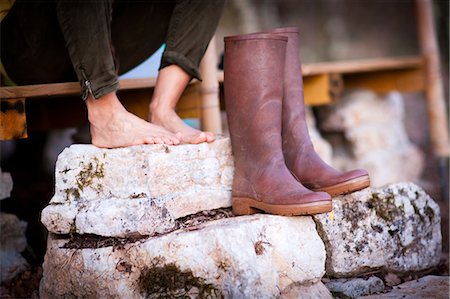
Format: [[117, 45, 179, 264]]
[[232, 197, 259, 215]]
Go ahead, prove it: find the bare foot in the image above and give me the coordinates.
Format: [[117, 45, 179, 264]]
[[86, 93, 180, 148], [149, 105, 215, 144], [149, 65, 215, 144]]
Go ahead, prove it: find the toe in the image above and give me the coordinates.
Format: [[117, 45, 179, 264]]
[[143, 137, 155, 144], [161, 137, 173, 145], [171, 136, 181, 145], [153, 137, 163, 144], [205, 132, 215, 142], [192, 132, 207, 144]]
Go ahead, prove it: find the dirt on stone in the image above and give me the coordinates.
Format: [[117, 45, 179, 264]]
[[62, 207, 234, 250]]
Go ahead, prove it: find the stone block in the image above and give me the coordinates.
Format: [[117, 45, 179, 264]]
[[40, 215, 326, 299], [317, 90, 424, 187], [281, 281, 333, 299], [0, 250, 28, 283], [0, 169, 13, 200], [306, 107, 333, 165], [41, 137, 233, 237], [0, 212, 27, 252], [314, 183, 441, 277], [325, 276, 385, 298], [319, 90, 405, 132], [0, 213, 29, 283], [358, 275, 449, 299]]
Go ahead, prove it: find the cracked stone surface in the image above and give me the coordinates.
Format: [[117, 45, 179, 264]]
[[41, 137, 233, 237], [40, 215, 326, 299], [313, 182, 441, 277]]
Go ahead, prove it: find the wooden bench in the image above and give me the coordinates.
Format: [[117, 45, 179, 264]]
[[0, 55, 441, 144]]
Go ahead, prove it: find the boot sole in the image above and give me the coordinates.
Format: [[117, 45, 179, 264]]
[[232, 197, 332, 216], [312, 175, 370, 196]]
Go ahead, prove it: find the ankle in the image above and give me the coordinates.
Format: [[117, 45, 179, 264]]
[[86, 92, 123, 124], [149, 100, 176, 120]]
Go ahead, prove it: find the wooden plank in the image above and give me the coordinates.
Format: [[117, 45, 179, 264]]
[[0, 98, 28, 140], [0, 82, 81, 99], [301, 56, 423, 76], [0, 77, 158, 100], [303, 74, 343, 105], [0, 56, 423, 100], [343, 68, 426, 93]]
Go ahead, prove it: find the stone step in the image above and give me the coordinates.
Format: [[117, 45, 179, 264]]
[[40, 215, 330, 298], [313, 182, 441, 277], [39, 141, 442, 298], [41, 137, 233, 237]]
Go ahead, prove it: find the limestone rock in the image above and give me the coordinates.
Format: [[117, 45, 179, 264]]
[[41, 137, 233, 237], [318, 90, 424, 187], [358, 275, 449, 299], [40, 215, 326, 299], [0, 213, 27, 252], [305, 107, 333, 165], [281, 281, 333, 299], [0, 213, 29, 283], [0, 250, 28, 283], [313, 182, 441, 277], [319, 90, 405, 132], [0, 169, 13, 200], [325, 276, 385, 298]]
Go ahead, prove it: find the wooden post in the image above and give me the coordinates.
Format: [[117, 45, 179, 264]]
[[199, 36, 223, 134], [416, 0, 450, 157]]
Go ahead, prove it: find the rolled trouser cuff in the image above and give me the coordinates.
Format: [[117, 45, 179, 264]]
[[79, 68, 119, 100], [159, 50, 202, 81]]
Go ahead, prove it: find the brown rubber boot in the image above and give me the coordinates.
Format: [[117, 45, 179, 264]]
[[270, 27, 370, 196], [224, 33, 331, 216]]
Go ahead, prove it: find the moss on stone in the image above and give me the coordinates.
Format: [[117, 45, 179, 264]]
[[75, 158, 105, 191], [138, 258, 222, 298], [64, 188, 80, 201], [368, 192, 403, 222]]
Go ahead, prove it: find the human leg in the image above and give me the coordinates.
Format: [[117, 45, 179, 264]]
[[0, 1, 76, 85], [55, 1, 180, 147], [148, 0, 225, 144], [149, 65, 214, 144]]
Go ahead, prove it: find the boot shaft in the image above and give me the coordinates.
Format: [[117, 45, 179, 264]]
[[224, 34, 287, 166], [265, 28, 313, 158], [269, 28, 304, 98]]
